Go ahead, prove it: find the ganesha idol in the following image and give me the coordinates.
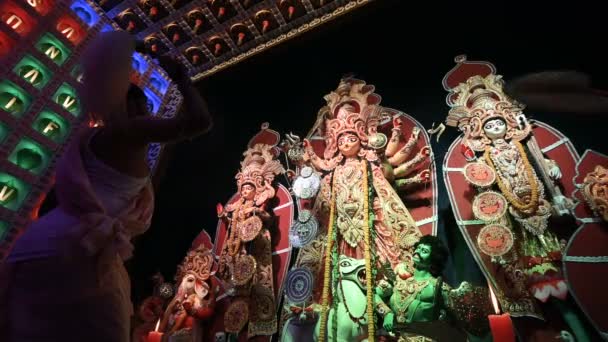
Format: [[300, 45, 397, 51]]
[[159, 244, 216, 342], [279, 77, 439, 342], [442, 56, 595, 341]]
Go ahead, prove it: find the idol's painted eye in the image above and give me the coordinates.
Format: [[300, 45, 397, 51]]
[[349, 137, 358, 143], [340, 260, 351, 267]]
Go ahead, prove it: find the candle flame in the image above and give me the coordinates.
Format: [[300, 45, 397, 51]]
[[155, 319, 160, 332], [488, 283, 500, 315]]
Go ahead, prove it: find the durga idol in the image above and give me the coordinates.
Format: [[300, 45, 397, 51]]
[[285, 78, 434, 342]]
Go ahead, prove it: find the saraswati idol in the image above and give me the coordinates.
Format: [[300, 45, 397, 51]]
[[442, 56, 592, 341], [214, 124, 291, 341], [281, 78, 437, 342]]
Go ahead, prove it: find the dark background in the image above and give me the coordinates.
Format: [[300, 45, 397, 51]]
[[119, 1, 608, 303]]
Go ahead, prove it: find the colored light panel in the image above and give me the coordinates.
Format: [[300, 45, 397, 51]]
[[70, 0, 99, 27], [0, 80, 32, 117], [0, 173, 30, 211], [13, 55, 53, 89], [56, 15, 85, 45], [132, 52, 148, 74], [71, 64, 83, 83], [32, 110, 70, 143], [53, 83, 80, 116], [101, 24, 113, 32], [137, 0, 168, 22], [143, 87, 160, 115], [0, 221, 8, 241], [116, 8, 146, 33], [35, 33, 71, 66], [8, 138, 52, 175], [25, 0, 53, 15], [149, 71, 168, 95], [0, 2, 35, 36], [143, 34, 167, 56], [0, 30, 15, 57], [0, 121, 9, 143]]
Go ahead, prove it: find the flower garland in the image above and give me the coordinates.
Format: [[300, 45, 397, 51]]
[[331, 215, 339, 341], [367, 161, 378, 330], [484, 141, 540, 213], [318, 173, 337, 342], [319, 160, 376, 342], [362, 160, 375, 342]]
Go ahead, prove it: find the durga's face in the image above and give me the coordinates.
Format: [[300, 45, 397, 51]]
[[338, 132, 361, 158]]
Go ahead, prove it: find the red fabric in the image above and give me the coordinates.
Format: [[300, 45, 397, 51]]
[[183, 316, 195, 328], [194, 307, 214, 320]]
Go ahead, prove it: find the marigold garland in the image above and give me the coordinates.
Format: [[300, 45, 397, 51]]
[[484, 141, 540, 213], [368, 162, 378, 328], [318, 173, 337, 342], [331, 224, 339, 341], [362, 160, 375, 342], [319, 160, 376, 341]]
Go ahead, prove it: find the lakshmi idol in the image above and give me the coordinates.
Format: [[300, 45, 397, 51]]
[[216, 141, 285, 338], [442, 56, 592, 341], [282, 78, 435, 342]]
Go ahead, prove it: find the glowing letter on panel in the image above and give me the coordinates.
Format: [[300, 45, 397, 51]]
[[0, 185, 16, 203], [5, 14, 23, 30], [61, 26, 74, 39], [44, 45, 61, 60], [61, 95, 75, 109]]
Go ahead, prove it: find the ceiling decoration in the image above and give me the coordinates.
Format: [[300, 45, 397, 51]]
[[92, 0, 371, 80]]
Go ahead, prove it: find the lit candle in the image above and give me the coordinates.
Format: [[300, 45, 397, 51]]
[[488, 285, 515, 342], [147, 319, 163, 342]]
